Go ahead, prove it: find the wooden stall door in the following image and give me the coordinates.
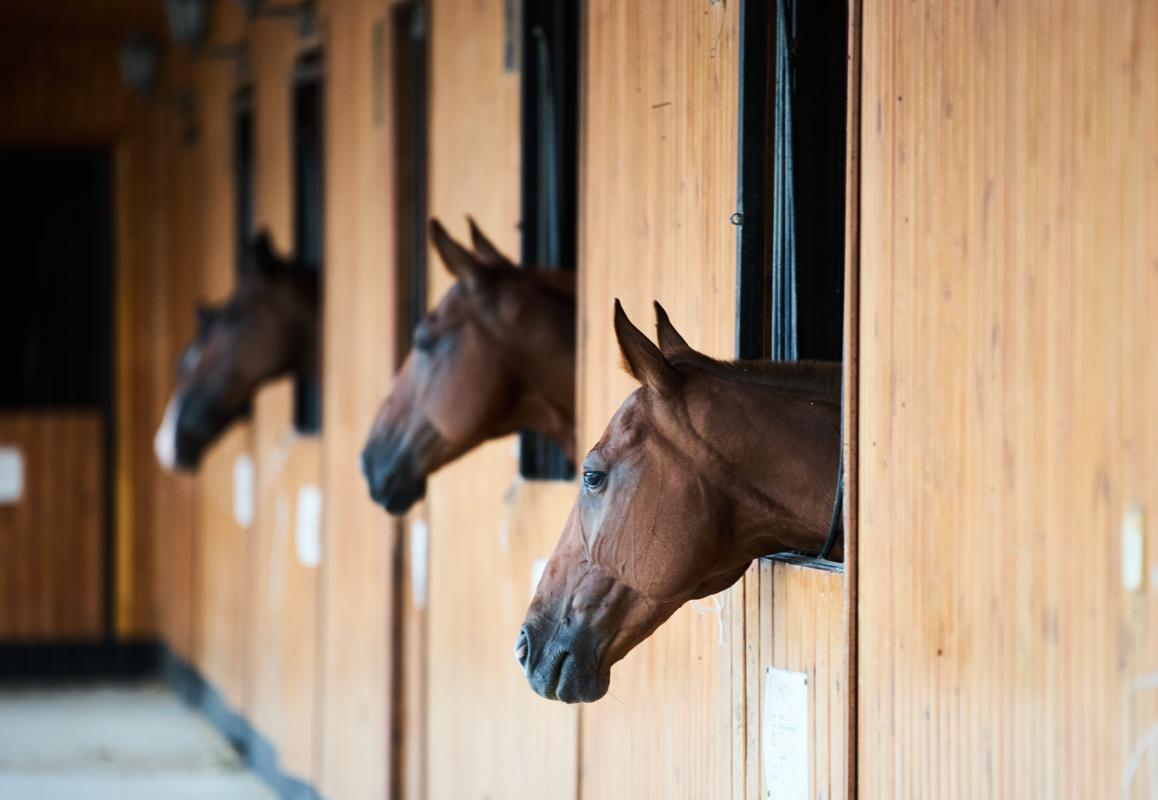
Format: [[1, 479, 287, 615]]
[[423, 1, 580, 799], [858, 1, 1158, 797], [0, 413, 105, 641]]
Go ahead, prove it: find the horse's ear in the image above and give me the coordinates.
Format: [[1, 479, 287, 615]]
[[653, 301, 692, 356], [430, 218, 492, 296], [252, 231, 280, 277], [614, 300, 679, 394], [466, 216, 515, 268]]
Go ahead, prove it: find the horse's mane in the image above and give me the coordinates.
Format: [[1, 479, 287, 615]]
[[667, 348, 841, 398], [523, 266, 576, 297]]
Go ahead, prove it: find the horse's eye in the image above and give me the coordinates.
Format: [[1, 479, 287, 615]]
[[582, 471, 607, 491], [414, 328, 437, 353]]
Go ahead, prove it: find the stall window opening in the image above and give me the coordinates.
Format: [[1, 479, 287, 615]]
[[292, 50, 323, 434]]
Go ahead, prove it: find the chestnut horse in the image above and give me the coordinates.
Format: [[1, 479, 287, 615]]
[[154, 233, 319, 471], [360, 219, 576, 515], [517, 301, 841, 702]]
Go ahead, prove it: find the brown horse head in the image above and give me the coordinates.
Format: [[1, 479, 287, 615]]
[[153, 232, 319, 471], [517, 301, 841, 702], [361, 218, 576, 515]]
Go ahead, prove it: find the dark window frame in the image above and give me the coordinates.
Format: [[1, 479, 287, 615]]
[[391, 1, 429, 366], [291, 50, 324, 434], [736, 0, 848, 364], [233, 85, 256, 278], [517, 0, 579, 481], [737, 0, 849, 572]]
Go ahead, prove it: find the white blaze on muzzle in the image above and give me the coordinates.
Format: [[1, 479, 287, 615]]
[[154, 396, 181, 471]]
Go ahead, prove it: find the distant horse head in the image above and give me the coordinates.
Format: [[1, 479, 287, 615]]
[[517, 302, 841, 702], [361, 218, 576, 515], [153, 233, 319, 471]]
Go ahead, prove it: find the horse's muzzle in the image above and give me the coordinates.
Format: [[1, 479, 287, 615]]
[[360, 436, 428, 515], [517, 622, 609, 704]]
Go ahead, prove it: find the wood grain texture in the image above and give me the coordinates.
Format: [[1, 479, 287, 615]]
[[858, 0, 1158, 797], [315, 1, 396, 799], [577, 2, 738, 797], [191, 5, 255, 711], [0, 412, 106, 641]]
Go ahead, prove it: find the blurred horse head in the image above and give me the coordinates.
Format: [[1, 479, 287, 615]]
[[517, 301, 841, 702], [361, 218, 576, 515], [153, 233, 319, 471]]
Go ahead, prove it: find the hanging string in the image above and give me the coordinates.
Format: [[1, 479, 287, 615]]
[[690, 592, 727, 647]]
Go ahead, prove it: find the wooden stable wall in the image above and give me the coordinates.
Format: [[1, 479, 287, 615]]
[[859, 0, 1158, 798]]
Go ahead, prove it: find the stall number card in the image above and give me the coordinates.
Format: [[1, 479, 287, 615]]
[[763, 667, 809, 800], [410, 519, 429, 610], [295, 485, 323, 567], [0, 448, 22, 504], [232, 454, 255, 528]]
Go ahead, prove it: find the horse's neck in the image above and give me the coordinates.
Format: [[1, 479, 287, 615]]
[[689, 376, 842, 563], [496, 287, 577, 460], [277, 273, 321, 379]]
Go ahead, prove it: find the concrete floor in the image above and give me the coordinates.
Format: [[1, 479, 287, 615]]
[[0, 683, 278, 800]]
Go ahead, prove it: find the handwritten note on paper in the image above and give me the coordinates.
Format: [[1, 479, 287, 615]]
[[763, 667, 809, 800]]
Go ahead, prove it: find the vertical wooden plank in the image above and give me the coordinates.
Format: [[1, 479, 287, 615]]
[[248, 379, 322, 782], [316, 1, 396, 798], [858, 0, 1158, 796], [190, 5, 254, 712]]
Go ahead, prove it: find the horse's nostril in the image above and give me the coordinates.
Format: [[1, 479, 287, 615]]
[[515, 629, 530, 667]]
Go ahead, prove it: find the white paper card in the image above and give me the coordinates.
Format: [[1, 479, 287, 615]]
[[295, 485, 323, 567], [530, 558, 548, 600], [410, 519, 429, 609], [1123, 508, 1144, 591], [232, 454, 255, 528], [763, 667, 809, 800], [0, 447, 23, 504]]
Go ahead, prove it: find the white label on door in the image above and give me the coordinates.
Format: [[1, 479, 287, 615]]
[[295, 485, 323, 567], [232, 454, 255, 528], [1123, 508, 1145, 592], [763, 667, 809, 800], [530, 558, 548, 601], [0, 448, 23, 504], [410, 519, 429, 610]]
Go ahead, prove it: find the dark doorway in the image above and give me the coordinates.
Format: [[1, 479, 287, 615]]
[[0, 147, 115, 651], [0, 149, 113, 410]]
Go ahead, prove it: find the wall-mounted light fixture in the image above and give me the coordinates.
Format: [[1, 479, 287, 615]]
[[118, 29, 159, 97], [165, 0, 209, 49]]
